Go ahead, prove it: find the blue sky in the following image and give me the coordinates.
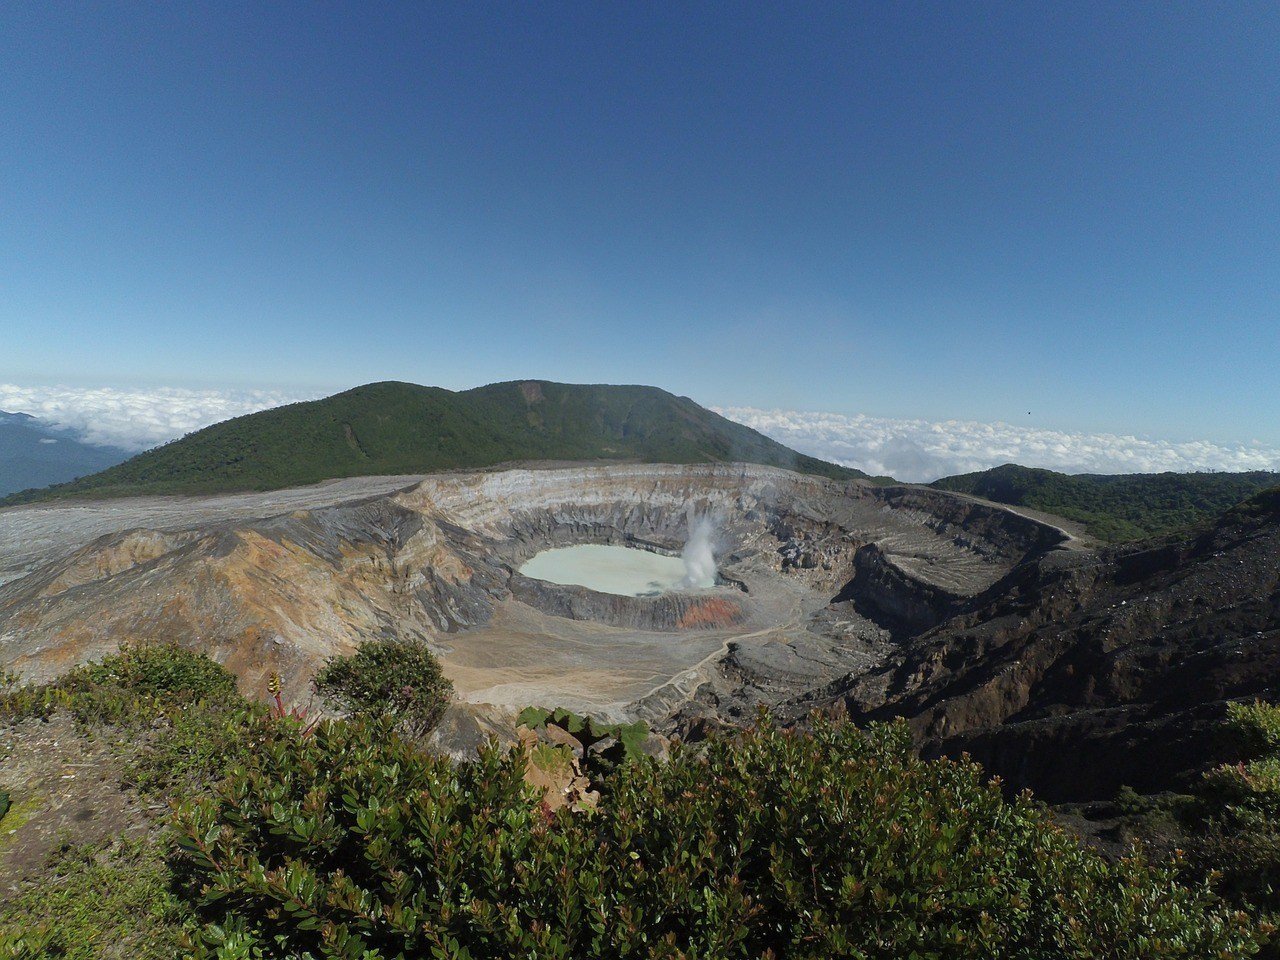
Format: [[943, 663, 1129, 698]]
[[2, 2, 1278, 453]]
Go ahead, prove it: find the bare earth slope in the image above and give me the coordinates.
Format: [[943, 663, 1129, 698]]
[[0, 474, 429, 587]]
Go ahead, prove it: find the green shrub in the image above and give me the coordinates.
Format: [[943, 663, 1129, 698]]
[[517, 705, 649, 757], [176, 713, 1261, 959], [1186, 700, 1280, 926], [72, 643, 238, 701], [0, 789, 9, 825], [1226, 699, 1280, 756], [0, 643, 238, 727], [518, 705, 651, 781], [0, 667, 56, 721], [516, 705, 553, 728], [313, 638, 452, 738]]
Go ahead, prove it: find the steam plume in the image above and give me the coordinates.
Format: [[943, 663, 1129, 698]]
[[679, 513, 717, 588]]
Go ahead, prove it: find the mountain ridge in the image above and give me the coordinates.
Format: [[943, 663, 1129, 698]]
[[931, 462, 1280, 542], [0, 411, 130, 497], [0, 380, 877, 504]]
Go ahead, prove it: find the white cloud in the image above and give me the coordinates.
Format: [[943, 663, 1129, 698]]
[[716, 407, 1280, 482], [0, 383, 321, 451]]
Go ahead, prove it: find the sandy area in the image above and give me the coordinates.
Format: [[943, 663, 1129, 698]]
[[435, 600, 730, 720]]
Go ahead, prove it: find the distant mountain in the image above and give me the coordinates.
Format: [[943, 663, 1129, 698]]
[[0, 411, 130, 498], [931, 462, 1280, 542], [1, 381, 875, 503]]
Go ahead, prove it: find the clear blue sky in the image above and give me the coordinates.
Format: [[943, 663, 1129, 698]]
[[2, 2, 1277, 443]]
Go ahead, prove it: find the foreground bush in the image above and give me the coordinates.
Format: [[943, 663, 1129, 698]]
[[1188, 700, 1280, 926], [0, 642, 238, 726], [176, 714, 1261, 959], [0, 643, 251, 798], [313, 637, 452, 738]]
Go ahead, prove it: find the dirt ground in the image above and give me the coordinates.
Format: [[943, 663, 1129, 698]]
[[437, 599, 733, 721], [0, 715, 155, 900]]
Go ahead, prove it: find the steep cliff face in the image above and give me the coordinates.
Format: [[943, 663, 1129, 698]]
[[820, 501, 1280, 801], [0, 464, 1060, 735], [836, 544, 958, 634]]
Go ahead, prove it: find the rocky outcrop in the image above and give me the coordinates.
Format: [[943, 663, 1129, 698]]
[[833, 544, 958, 634]]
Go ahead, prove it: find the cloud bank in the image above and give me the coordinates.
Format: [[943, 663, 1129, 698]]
[[716, 407, 1280, 483], [1, 383, 1276, 483], [0, 384, 320, 451]]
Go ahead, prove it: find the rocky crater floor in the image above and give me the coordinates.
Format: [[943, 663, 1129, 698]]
[[0, 463, 1065, 757]]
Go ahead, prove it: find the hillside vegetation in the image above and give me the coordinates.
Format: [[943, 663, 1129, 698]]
[[931, 463, 1280, 542], [0, 647, 1266, 959], [1, 381, 870, 504]]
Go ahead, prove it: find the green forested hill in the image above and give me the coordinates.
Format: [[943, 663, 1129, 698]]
[[931, 463, 1280, 542], [1, 380, 870, 503]]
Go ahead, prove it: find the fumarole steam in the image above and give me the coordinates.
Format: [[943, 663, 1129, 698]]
[[679, 513, 717, 588]]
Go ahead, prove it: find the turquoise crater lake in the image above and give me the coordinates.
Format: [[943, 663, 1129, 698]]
[[518, 544, 713, 597]]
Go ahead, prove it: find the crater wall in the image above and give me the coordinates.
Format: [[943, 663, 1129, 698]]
[[508, 573, 748, 632]]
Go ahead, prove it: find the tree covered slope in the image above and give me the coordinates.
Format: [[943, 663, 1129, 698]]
[[1, 380, 870, 503], [931, 462, 1280, 541]]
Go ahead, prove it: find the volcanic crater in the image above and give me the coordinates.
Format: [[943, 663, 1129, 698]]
[[0, 463, 1068, 753]]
